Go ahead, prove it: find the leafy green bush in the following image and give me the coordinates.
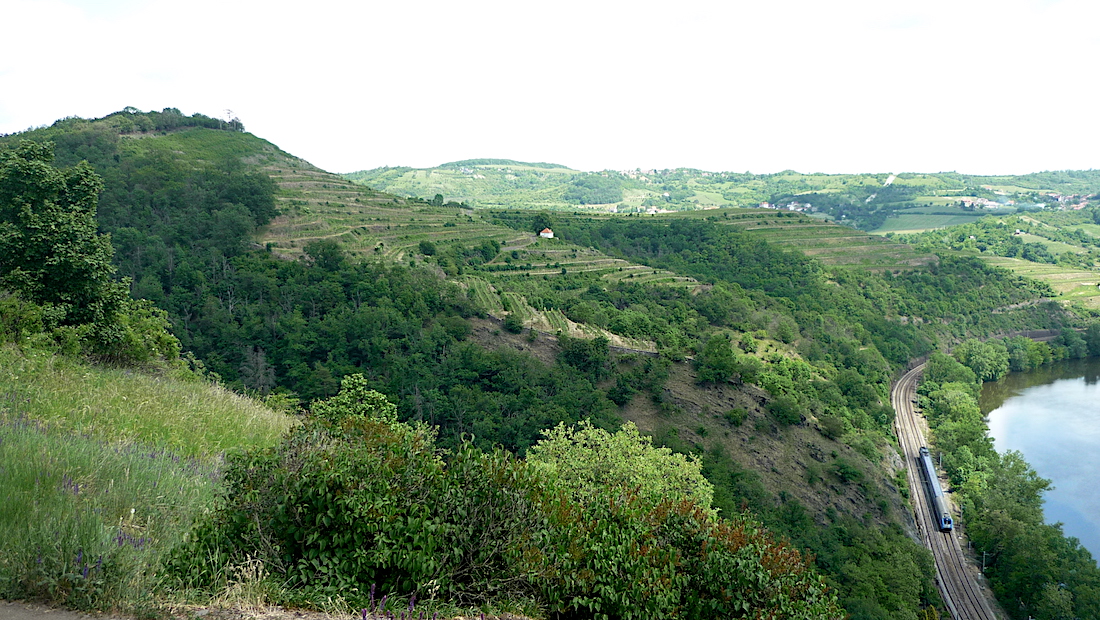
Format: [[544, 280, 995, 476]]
[[818, 414, 846, 439], [502, 313, 524, 334], [768, 395, 806, 426], [171, 379, 843, 617], [88, 299, 181, 366], [0, 291, 44, 344], [521, 496, 843, 619], [526, 421, 714, 511], [831, 458, 864, 485], [168, 375, 544, 605], [724, 407, 748, 427]]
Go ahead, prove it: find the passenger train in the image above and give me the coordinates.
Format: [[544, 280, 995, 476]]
[[919, 446, 953, 532]]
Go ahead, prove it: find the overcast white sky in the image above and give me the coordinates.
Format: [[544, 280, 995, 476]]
[[2, 0, 1097, 175]]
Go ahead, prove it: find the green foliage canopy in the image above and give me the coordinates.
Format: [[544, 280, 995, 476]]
[[173, 377, 843, 618], [0, 140, 179, 364], [0, 140, 123, 326], [526, 420, 714, 511]]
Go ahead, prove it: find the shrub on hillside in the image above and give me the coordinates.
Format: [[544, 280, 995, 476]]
[[169, 376, 843, 618], [167, 374, 543, 603], [526, 420, 714, 511], [768, 395, 806, 426], [502, 312, 524, 334]]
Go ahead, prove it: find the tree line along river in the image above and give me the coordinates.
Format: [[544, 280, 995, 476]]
[[980, 357, 1100, 558]]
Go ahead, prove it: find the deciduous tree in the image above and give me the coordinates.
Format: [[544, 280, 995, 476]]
[[0, 140, 126, 326]]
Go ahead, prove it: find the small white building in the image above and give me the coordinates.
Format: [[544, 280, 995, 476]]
[[539, 228, 554, 239]]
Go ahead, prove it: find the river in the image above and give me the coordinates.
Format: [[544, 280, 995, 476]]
[[979, 358, 1100, 558]]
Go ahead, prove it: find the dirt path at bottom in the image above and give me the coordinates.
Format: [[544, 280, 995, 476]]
[[2, 601, 529, 620], [0, 601, 331, 620], [1, 601, 126, 620]]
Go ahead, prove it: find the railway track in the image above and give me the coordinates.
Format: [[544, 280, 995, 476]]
[[891, 365, 1002, 620]]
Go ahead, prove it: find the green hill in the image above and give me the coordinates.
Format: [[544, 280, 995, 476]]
[[888, 208, 1100, 310], [346, 162, 1100, 232], [8, 108, 1100, 619]]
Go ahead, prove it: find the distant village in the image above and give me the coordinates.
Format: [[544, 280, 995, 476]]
[[449, 165, 1094, 213], [756, 201, 814, 212]]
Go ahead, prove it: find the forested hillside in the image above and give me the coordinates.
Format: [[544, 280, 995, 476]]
[[4, 108, 1099, 620], [889, 206, 1100, 310]]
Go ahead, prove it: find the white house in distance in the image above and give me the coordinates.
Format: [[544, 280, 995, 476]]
[[539, 228, 554, 239]]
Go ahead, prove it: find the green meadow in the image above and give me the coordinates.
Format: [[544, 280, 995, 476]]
[[0, 346, 294, 611]]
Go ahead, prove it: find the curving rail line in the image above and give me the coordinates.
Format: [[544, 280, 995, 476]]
[[892, 364, 1002, 620]]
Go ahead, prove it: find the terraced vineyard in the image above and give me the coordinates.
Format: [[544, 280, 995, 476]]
[[485, 239, 697, 286], [980, 256, 1100, 309], [457, 275, 658, 351], [257, 162, 695, 347], [707, 210, 938, 271], [260, 161, 523, 261]]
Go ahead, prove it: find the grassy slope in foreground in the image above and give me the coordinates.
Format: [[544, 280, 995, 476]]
[[0, 346, 295, 611]]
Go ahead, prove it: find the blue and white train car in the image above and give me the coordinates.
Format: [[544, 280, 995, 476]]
[[919, 446, 953, 532]]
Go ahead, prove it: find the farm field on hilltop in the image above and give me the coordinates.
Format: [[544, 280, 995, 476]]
[[871, 209, 996, 234], [981, 256, 1100, 309], [689, 209, 938, 270]]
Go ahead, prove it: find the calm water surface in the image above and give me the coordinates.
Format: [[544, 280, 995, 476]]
[[979, 358, 1100, 557]]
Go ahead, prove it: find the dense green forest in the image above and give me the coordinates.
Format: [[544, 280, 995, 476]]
[[4, 109, 1100, 619]]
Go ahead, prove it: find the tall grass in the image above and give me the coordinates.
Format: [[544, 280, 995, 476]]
[[0, 345, 295, 612], [0, 417, 217, 610], [0, 346, 295, 458]]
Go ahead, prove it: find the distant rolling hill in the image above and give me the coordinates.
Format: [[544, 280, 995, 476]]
[[346, 160, 1100, 233]]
